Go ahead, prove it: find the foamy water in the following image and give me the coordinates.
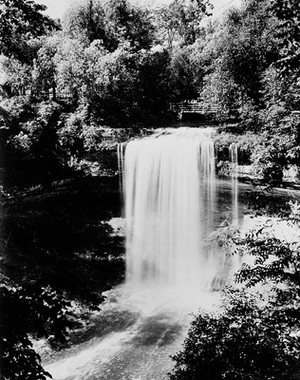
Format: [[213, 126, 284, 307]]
[[123, 128, 220, 291], [45, 286, 221, 380], [45, 127, 242, 380]]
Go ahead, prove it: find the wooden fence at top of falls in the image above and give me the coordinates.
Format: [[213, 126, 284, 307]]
[[169, 102, 218, 113], [169, 101, 240, 121], [169, 101, 219, 118]]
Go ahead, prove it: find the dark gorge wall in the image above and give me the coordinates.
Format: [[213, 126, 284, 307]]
[[1, 175, 125, 304]]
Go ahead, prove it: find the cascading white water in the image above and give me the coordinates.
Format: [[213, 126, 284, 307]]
[[122, 128, 221, 292], [45, 128, 240, 380], [229, 143, 238, 225], [117, 142, 126, 216]]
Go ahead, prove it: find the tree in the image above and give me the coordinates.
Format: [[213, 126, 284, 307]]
[[0, 0, 58, 62], [103, 0, 155, 51], [155, 5, 180, 51], [0, 56, 32, 96], [199, 0, 280, 116], [89, 44, 141, 121], [54, 36, 88, 103], [62, 0, 154, 51], [2, 98, 67, 187], [272, 0, 300, 76], [31, 37, 59, 100], [170, 45, 202, 101], [135, 48, 172, 117], [156, 0, 212, 48], [62, 0, 107, 45]]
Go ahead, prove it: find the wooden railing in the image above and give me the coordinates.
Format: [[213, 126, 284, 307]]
[[56, 92, 73, 101], [169, 101, 219, 114]]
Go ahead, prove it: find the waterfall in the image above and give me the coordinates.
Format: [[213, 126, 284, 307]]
[[117, 143, 126, 216], [229, 143, 238, 225], [44, 129, 228, 380], [122, 128, 224, 293]]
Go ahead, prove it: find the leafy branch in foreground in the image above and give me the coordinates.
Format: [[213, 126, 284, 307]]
[[0, 281, 72, 380]]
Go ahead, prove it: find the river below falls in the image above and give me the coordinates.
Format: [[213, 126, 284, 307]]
[[43, 179, 248, 380], [43, 178, 299, 380], [45, 286, 221, 380]]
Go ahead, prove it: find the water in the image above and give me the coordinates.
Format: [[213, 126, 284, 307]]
[[45, 287, 221, 380], [45, 127, 242, 380], [229, 143, 238, 225], [124, 127, 219, 291], [117, 143, 126, 216]]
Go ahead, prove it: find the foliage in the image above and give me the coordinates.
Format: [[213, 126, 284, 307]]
[[61, 0, 107, 45], [57, 104, 105, 166], [155, 0, 213, 48], [54, 39, 172, 122], [62, 0, 154, 51], [169, 288, 300, 380], [0, 56, 32, 97], [2, 99, 68, 187], [196, 0, 300, 181], [0, 175, 126, 376], [170, 198, 300, 380], [199, 0, 280, 119], [272, 0, 300, 76], [104, 0, 154, 51], [0, 0, 298, 183], [135, 48, 172, 117], [0, 281, 71, 380], [214, 131, 260, 165], [0, 0, 58, 62], [0, 94, 34, 123], [1, 1, 300, 379], [250, 133, 293, 184], [235, 199, 300, 311], [170, 45, 203, 101], [31, 37, 58, 99], [90, 43, 140, 121], [54, 36, 89, 102], [1, 178, 125, 300], [201, 64, 240, 119]]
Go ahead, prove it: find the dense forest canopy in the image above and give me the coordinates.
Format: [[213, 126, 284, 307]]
[[0, 0, 299, 187], [1, 0, 300, 379]]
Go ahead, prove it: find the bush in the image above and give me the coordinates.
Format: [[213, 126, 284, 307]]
[[169, 288, 300, 380], [251, 133, 292, 185], [169, 200, 300, 380], [3, 100, 67, 188]]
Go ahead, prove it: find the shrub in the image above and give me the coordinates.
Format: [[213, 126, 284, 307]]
[[169, 288, 300, 380], [169, 200, 300, 380], [251, 133, 292, 185]]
